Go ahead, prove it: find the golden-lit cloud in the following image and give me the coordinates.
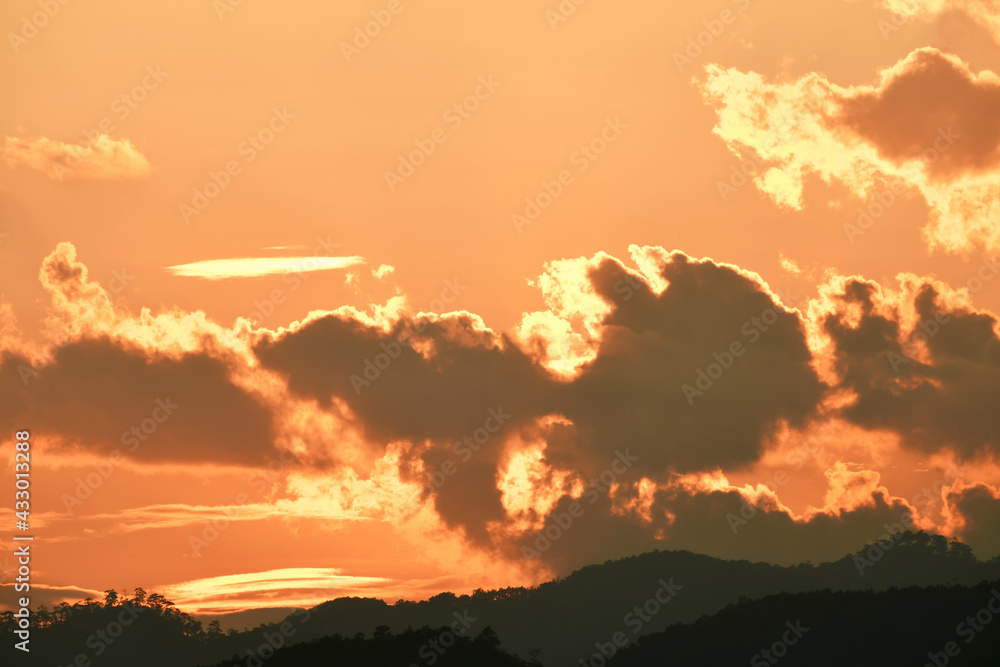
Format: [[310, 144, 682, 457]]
[[4, 239, 1000, 608], [166, 256, 365, 280], [808, 266, 1000, 460], [3, 134, 151, 181], [700, 47, 1000, 253], [161, 568, 390, 613], [879, 0, 1000, 40]]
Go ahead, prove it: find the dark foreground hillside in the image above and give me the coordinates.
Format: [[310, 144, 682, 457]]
[[604, 581, 1000, 667], [288, 533, 999, 666], [202, 626, 538, 667], [3, 533, 997, 667]]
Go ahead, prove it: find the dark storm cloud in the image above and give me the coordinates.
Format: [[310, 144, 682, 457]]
[[823, 279, 1000, 459], [0, 337, 276, 465], [253, 251, 829, 553], [253, 313, 555, 444], [559, 253, 825, 475], [948, 484, 1000, 559]]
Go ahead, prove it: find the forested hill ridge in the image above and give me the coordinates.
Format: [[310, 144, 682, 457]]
[[2, 532, 997, 667], [603, 581, 1000, 667], [289, 532, 999, 666]]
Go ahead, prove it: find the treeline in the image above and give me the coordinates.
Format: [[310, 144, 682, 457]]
[[202, 625, 539, 667], [603, 580, 1000, 667], [1, 588, 213, 636], [0, 588, 233, 666], [2, 533, 997, 667]]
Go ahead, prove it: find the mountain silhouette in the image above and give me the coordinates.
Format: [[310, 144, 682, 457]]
[[201, 625, 538, 667], [603, 581, 1000, 666], [2, 532, 996, 667]]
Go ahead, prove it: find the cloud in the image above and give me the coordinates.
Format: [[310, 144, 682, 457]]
[[38, 241, 116, 334], [373, 264, 395, 279], [836, 49, 1000, 178], [3, 134, 151, 181], [0, 243, 280, 466], [947, 483, 1000, 558], [699, 47, 1000, 253], [0, 584, 102, 611], [9, 241, 1000, 581], [160, 568, 390, 613], [37, 498, 370, 540], [253, 246, 827, 558], [878, 0, 1000, 41], [166, 256, 365, 280], [0, 338, 278, 465], [495, 463, 923, 573], [814, 270, 1000, 460], [553, 249, 825, 475]]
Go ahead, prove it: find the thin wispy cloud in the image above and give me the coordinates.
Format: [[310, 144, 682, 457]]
[[166, 256, 364, 280], [161, 568, 390, 612]]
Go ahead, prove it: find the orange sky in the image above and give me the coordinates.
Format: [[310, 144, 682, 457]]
[[2, 0, 1000, 616]]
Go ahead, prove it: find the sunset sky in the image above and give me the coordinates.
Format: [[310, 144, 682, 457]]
[[2, 0, 1000, 617]]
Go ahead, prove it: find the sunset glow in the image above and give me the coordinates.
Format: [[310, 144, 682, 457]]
[[2, 1, 999, 664]]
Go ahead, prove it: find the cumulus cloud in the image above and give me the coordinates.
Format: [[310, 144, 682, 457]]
[[699, 47, 1000, 253], [1, 243, 279, 465], [256, 247, 827, 480], [947, 483, 1000, 558], [0, 338, 278, 465], [837, 49, 1000, 178], [555, 249, 825, 475], [253, 246, 827, 559], [813, 269, 1000, 460], [3, 134, 151, 181], [8, 241, 1000, 579]]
